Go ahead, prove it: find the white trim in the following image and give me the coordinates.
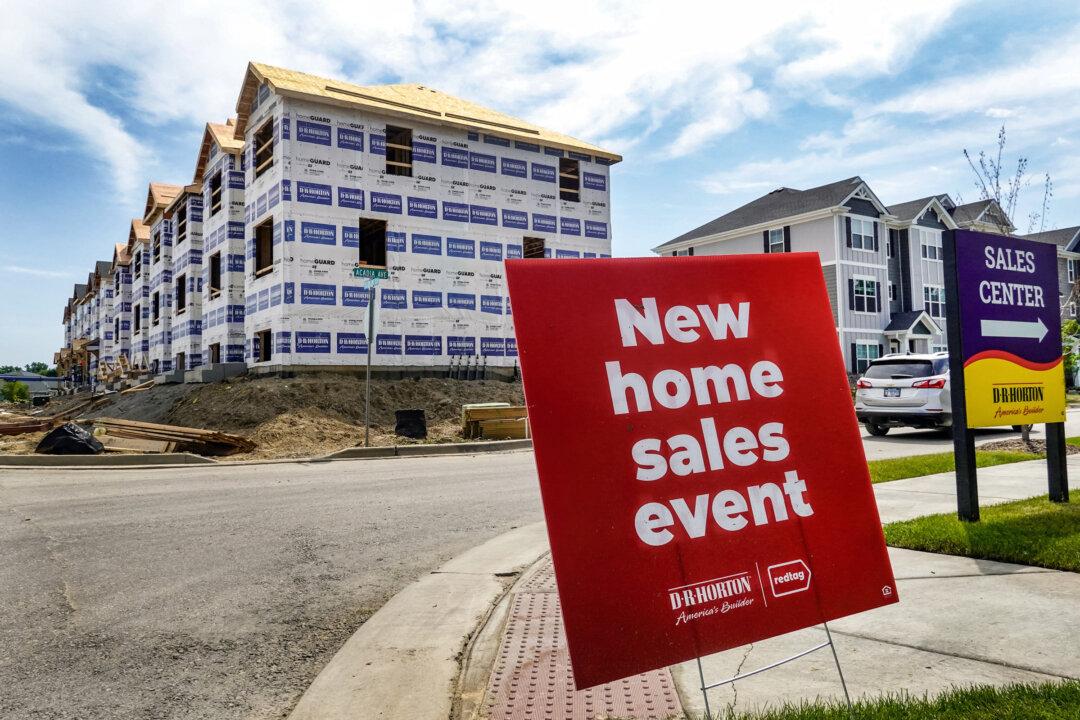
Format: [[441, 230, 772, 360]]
[[841, 260, 888, 270], [840, 182, 893, 218], [651, 206, 842, 253]]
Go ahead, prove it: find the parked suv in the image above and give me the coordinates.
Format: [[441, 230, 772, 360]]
[[854, 352, 951, 436]]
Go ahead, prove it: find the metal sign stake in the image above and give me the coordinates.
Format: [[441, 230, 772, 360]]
[[363, 277, 379, 447]]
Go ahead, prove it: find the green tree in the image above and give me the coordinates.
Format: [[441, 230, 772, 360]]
[[0, 365, 20, 374], [24, 361, 56, 376], [1, 381, 30, 403], [1064, 319, 1080, 386]]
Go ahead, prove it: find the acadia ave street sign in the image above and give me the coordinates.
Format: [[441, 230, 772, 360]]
[[506, 254, 898, 689], [953, 230, 1065, 428]]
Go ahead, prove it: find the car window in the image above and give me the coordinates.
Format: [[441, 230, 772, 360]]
[[932, 358, 950, 375], [864, 360, 935, 379]]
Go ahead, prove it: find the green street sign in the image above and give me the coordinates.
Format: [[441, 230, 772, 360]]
[[352, 266, 389, 279]]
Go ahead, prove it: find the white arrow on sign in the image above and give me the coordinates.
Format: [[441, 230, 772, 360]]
[[980, 317, 1048, 342]]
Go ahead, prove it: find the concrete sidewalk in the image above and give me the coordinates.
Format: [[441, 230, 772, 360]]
[[461, 457, 1080, 719]]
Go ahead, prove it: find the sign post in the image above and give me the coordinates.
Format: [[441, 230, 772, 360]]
[[506, 254, 897, 693], [353, 266, 389, 447], [943, 229, 1068, 521]]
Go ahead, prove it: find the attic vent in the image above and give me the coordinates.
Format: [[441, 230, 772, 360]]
[[325, 85, 442, 116], [443, 113, 540, 135]]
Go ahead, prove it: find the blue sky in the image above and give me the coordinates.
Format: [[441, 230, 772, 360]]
[[2, 1, 1080, 366]]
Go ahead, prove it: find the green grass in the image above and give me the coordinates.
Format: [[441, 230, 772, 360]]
[[721, 680, 1080, 719], [882, 496, 1080, 572], [867, 450, 1037, 484]]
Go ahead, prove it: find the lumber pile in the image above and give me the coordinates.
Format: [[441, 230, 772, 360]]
[[91, 418, 255, 456], [120, 380, 154, 395], [462, 404, 529, 440], [0, 394, 111, 436]]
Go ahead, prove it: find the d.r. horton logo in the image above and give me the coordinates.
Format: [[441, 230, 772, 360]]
[[667, 573, 754, 625]]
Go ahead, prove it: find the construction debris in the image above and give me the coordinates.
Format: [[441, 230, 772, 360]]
[[462, 404, 529, 440], [0, 395, 111, 436], [91, 418, 256, 456], [120, 380, 155, 395]]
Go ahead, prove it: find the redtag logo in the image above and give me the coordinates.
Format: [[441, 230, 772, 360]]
[[767, 560, 812, 598]]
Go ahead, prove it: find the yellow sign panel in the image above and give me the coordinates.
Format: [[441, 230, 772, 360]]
[[964, 352, 1066, 427]]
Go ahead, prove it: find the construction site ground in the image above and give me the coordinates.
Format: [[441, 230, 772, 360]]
[[0, 375, 525, 460]]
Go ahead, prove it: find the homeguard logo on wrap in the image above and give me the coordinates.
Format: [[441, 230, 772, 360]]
[[447, 237, 475, 259], [301, 222, 337, 246], [408, 197, 437, 219], [297, 182, 333, 206], [300, 283, 336, 306], [371, 192, 403, 214], [441, 147, 469, 168], [412, 290, 443, 309], [338, 187, 364, 209], [295, 331, 331, 353]]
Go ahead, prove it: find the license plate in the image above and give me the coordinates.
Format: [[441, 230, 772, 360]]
[[884, 388, 901, 398]]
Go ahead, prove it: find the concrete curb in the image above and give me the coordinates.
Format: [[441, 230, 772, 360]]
[[0, 439, 533, 470], [287, 522, 549, 720]]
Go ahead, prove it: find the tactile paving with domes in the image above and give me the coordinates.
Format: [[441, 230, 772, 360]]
[[482, 557, 683, 720]]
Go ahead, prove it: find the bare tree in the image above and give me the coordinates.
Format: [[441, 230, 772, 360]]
[[961, 126, 1054, 449]]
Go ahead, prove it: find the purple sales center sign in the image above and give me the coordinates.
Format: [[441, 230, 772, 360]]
[[953, 229, 1065, 428]]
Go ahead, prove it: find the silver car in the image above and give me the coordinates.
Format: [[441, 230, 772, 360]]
[[854, 352, 952, 436]]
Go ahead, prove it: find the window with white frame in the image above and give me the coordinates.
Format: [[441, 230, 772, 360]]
[[855, 342, 880, 373], [919, 229, 943, 261], [850, 217, 875, 250], [923, 285, 945, 318], [932, 343, 948, 353], [1069, 259, 1076, 284], [768, 228, 785, 253], [853, 277, 879, 313]]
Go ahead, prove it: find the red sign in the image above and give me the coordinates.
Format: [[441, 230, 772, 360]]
[[505, 254, 897, 689]]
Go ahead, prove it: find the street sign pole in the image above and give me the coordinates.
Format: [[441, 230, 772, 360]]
[[943, 229, 979, 521], [364, 278, 379, 448], [1046, 421, 1069, 502]]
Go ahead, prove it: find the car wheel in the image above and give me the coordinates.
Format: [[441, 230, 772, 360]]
[[865, 422, 890, 437], [1012, 425, 1023, 431]]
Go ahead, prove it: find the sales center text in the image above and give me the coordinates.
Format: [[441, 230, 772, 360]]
[[606, 298, 814, 547]]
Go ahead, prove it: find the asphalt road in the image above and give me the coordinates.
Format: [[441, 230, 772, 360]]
[[0, 453, 543, 720], [3, 411, 1077, 719]]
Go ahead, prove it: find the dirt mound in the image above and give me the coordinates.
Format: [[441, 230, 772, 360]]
[[166, 374, 523, 434], [979, 438, 1080, 456]]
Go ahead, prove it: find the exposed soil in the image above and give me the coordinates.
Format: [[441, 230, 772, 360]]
[[979, 438, 1080, 456], [5, 374, 524, 460]]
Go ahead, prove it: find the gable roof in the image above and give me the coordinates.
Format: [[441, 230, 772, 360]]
[[950, 199, 1014, 232], [95, 260, 112, 278], [656, 176, 869, 251], [884, 310, 941, 335], [887, 195, 958, 229], [113, 242, 131, 267], [164, 182, 203, 215], [143, 182, 183, 222], [194, 118, 244, 183], [127, 218, 150, 251], [234, 62, 620, 163], [1022, 226, 1080, 252]]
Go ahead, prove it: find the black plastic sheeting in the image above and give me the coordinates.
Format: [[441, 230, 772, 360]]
[[35, 423, 104, 455], [394, 409, 427, 439]]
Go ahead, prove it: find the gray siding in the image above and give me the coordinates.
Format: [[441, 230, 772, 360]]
[[823, 264, 838, 325]]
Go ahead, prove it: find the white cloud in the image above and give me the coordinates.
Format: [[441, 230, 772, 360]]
[[0, 0, 963, 192], [6, 266, 78, 279]]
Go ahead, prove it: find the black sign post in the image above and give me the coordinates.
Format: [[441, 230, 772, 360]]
[[943, 230, 980, 521], [1046, 421, 1070, 502]]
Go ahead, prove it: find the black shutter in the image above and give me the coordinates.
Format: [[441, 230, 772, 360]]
[[872, 222, 879, 252], [878, 343, 884, 359], [850, 343, 858, 373], [875, 282, 881, 312], [783, 226, 791, 253], [845, 217, 852, 248], [688, 246, 694, 256], [763, 230, 769, 253], [848, 278, 855, 310]]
